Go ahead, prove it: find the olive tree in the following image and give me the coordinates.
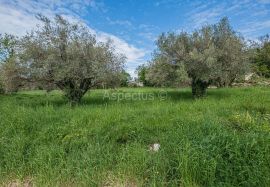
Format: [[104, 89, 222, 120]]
[[20, 15, 125, 104], [213, 18, 248, 87], [0, 64, 3, 93], [149, 18, 247, 97], [136, 64, 153, 86], [154, 27, 218, 97], [252, 34, 270, 77], [119, 70, 131, 87], [146, 55, 187, 87], [0, 34, 22, 93]]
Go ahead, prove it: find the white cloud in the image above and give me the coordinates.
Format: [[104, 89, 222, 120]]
[[257, 0, 270, 4], [0, 0, 146, 77], [153, 0, 183, 7], [239, 20, 270, 35], [0, 4, 39, 35], [189, 7, 223, 28], [138, 32, 157, 41], [186, 0, 270, 38], [106, 17, 133, 27], [97, 32, 146, 63]]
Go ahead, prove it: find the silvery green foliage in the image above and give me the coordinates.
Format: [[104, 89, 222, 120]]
[[149, 18, 248, 97], [0, 34, 17, 63], [213, 18, 248, 87], [20, 15, 125, 103], [0, 34, 22, 93], [146, 55, 180, 87], [0, 66, 3, 93], [252, 34, 270, 77]]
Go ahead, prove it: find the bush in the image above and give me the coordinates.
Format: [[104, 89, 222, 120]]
[[0, 73, 4, 94], [0, 82, 4, 94]]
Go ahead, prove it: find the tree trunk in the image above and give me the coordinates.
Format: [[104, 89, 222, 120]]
[[191, 79, 209, 98], [65, 88, 85, 106], [56, 78, 92, 105], [228, 76, 236, 87]]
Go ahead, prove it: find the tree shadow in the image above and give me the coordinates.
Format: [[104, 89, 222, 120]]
[[14, 93, 68, 107], [162, 88, 232, 101], [165, 90, 193, 101], [206, 88, 232, 99], [9, 88, 235, 108], [81, 96, 110, 106]]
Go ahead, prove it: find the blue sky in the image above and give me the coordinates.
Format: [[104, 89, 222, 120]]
[[0, 0, 270, 76]]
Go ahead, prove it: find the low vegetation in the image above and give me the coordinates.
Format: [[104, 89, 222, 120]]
[[0, 87, 270, 186], [1, 11, 270, 187], [1, 16, 269, 102]]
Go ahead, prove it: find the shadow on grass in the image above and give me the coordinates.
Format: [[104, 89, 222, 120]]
[[165, 90, 193, 101], [163, 88, 231, 101], [14, 94, 68, 107], [4, 88, 236, 108], [81, 96, 110, 106], [206, 88, 232, 99]]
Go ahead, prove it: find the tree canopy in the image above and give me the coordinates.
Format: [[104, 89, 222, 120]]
[[0, 34, 23, 93], [252, 35, 270, 77], [147, 17, 248, 97], [19, 15, 126, 104]]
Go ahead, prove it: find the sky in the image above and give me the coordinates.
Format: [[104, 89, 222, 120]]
[[0, 0, 270, 77]]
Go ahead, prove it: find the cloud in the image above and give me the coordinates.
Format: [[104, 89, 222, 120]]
[[186, 0, 270, 37], [154, 0, 183, 7], [138, 32, 157, 41], [94, 31, 146, 77], [0, 0, 146, 77], [106, 17, 132, 27], [239, 20, 270, 35], [137, 24, 159, 42], [257, 0, 270, 4], [0, 4, 39, 35], [189, 7, 223, 28], [0, 0, 87, 35], [97, 32, 146, 63]]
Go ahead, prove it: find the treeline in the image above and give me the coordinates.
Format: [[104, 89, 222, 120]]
[[137, 18, 270, 97], [0, 15, 130, 104], [0, 16, 269, 103]]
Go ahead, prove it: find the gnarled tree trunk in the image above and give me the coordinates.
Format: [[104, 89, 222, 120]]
[[191, 79, 209, 98], [56, 78, 93, 105]]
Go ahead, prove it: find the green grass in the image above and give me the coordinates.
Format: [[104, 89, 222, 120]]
[[0, 87, 270, 186]]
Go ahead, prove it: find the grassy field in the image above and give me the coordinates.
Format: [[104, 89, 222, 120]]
[[0, 87, 270, 186]]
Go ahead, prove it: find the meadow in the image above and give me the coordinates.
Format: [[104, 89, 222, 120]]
[[0, 87, 270, 186]]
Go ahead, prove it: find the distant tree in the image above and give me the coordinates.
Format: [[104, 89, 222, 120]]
[[0, 34, 22, 93], [119, 70, 131, 87], [0, 38, 3, 93], [149, 17, 248, 97], [102, 69, 131, 88], [136, 64, 153, 86], [20, 15, 125, 104], [252, 34, 270, 77], [0, 65, 4, 93], [146, 56, 185, 87]]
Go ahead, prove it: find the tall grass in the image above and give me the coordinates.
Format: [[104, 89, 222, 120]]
[[0, 87, 270, 186]]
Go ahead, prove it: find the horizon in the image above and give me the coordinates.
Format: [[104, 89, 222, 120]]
[[0, 0, 269, 77]]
